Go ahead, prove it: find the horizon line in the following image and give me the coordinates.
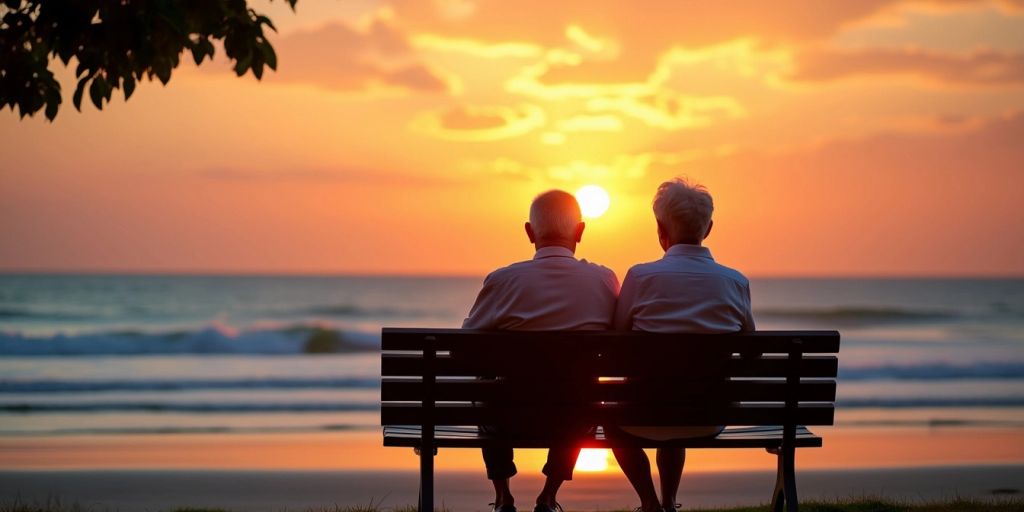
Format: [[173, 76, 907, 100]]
[[1, 269, 1023, 280]]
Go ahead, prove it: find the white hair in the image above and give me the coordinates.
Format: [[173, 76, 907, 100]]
[[652, 178, 714, 244], [529, 190, 582, 241]]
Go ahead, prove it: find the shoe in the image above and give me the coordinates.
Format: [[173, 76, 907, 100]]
[[631, 506, 664, 512], [663, 504, 681, 512], [533, 503, 563, 512], [489, 503, 516, 512]]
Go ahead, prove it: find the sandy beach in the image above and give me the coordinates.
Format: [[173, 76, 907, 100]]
[[2, 428, 1023, 510], [3, 466, 1022, 511]]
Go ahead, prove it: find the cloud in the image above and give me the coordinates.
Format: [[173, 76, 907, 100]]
[[462, 152, 686, 185], [790, 47, 1024, 85], [654, 110, 1024, 275], [587, 93, 746, 130], [411, 104, 546, 140], [388, 0, 906, 51], [558, 115, 623, 132], [545, 153, 682, 183], [388, 1, 1007, 83], [198, 166, 462, 187], [270, 14, 454, 94], [412, 34, 543, 58]]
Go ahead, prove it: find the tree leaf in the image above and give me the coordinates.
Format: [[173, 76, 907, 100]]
[[263, 42, 277, 70], [89, 76, 106, 109], [155, 62, 171, 85], [44, 95, 60, 121], [72, 77, 90, 111], [191, 44, 205, 65], [123, 76, 136, 100], [201, 38, 215, 58]]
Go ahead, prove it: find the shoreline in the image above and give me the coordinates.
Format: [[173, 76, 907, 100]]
[[3, 427, 1022, 471]]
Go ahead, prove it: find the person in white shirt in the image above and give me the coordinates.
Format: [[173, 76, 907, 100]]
[[610, 178, 755, 512], [463, 190, 619, 512]]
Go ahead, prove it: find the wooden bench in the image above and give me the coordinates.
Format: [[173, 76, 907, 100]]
[[381, 328, 840, 512]]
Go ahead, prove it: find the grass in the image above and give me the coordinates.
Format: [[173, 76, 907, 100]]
[[675, 497, 1024, 511], [1, 498, 1022, 512]]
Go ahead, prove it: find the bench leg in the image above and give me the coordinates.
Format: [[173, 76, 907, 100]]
[[769, 449, 784, 512], [419, 445, 434, 512], [768, 446, 798, 512]]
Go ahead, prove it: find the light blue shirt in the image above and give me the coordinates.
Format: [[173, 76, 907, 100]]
[[463, 246, 620, 331], [614, 244, 755, 333]]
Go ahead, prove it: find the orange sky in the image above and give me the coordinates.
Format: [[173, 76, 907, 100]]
[[2, 0, 1023, 277]]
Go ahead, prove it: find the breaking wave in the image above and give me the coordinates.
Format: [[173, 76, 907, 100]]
[[839, 362, 1024, 380], [0, 377, 380, 393], [756, 306, 961, 325], [0, 323, 380, 356]]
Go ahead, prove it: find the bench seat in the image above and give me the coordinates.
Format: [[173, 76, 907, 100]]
[[384, 425, 822, 449]]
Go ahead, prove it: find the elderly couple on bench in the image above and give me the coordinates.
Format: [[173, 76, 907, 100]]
[[462, 178, 756, 512]]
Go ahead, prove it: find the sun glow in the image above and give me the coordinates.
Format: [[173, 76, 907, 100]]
[[575, 448, 610, 471], [576, 185, 610, 218]]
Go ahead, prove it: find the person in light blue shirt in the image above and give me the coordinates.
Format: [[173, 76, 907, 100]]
[[464, 190, 619, 512], [610, 177, 755, 512]]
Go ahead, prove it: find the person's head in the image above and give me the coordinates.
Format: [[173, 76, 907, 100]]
[[525, 190, 585, 252], [652, 177, 714, 250]]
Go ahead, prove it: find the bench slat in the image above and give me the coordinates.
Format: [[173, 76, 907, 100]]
[[380, 402, 835, 426], [381, 378, 837, 402], [381, 353, 839, 379], [382, 425, 823, 448], [381, 328, 840, 354]]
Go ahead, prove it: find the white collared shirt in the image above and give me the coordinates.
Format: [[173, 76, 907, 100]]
[[463, 246, 620, 330], [614, 244, 755, 333]]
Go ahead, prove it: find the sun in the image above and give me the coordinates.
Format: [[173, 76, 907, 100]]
[[576, 185, 610, 218], [574, 449, 610, 472]]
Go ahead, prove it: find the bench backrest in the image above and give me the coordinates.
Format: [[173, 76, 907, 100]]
[[381, 329, 840, 430]]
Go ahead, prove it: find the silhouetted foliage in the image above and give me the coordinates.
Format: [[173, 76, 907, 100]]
[[0, 0, 297, 120]]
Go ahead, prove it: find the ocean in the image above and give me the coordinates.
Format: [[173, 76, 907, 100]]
[[1, 275, 1022, 437]]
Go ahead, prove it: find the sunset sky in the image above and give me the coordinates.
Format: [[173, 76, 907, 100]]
[[2, 0, 1023, 277]]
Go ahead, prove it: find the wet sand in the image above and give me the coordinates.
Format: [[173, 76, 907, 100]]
[[3, 428, 1023, 471]]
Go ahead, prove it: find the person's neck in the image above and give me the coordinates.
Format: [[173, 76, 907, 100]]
[[663, 240, 702, 251], [535, 240, 576, 253]]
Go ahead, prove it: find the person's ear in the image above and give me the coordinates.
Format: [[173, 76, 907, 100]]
[[525, 222, 537, 244], [656, 220, 670, 251], [574, 222, 585, 243], [704, 219, 714, 240]]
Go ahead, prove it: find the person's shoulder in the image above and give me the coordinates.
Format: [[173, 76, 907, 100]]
[[622, 258, 667, 280], [710, 260, 750, 287], [575, 258, 617, 279], [483, 259, 532, 283]]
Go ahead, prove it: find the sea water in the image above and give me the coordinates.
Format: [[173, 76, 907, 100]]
[[1, 275, 1022, 436]]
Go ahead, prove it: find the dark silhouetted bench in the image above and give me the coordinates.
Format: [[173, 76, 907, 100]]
[[381, 328, 840, 512]]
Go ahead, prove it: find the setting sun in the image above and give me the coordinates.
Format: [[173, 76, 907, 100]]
[[576, 185, 611, 218], [574, 449, 610, 472]]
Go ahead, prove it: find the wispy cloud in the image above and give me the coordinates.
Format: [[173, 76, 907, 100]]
[[270, 13, 455, 94], [198, 166, 464, 187], [790, 47, 1024, 85], [411, 104, 546, 140]]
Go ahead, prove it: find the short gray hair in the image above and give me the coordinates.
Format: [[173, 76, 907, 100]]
[[652, 178, 714, 244], [529, 190, 582, 241]]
